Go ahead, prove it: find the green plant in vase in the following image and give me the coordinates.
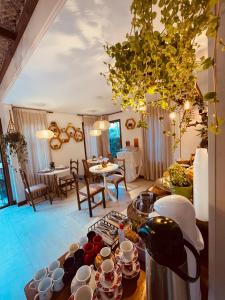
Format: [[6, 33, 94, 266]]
[[0, 131, 28, 166], [168, 163, 193, 200]]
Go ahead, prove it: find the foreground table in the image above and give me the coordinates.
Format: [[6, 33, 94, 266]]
[[24, 253, 146, 300]]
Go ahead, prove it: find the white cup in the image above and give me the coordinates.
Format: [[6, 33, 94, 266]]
[[101, 259, 114, 273], [48, 260, 60, 275], [69, 243, 80, 255], [100, 247, 111, 259], [51, 267, 64, 292], [75, 265, 93, 285], [101, 259, 114, 283], [74, 285, 93, 300], [120, 240, 133, 261], [29, 268, 48, 290], [34, 277, 53, 300], [79, 236, 88, 247]]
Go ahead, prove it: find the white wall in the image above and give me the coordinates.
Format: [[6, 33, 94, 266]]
[[47, 112, 86, 174], [108, 110, 143, 149], [173, 109, 202, 161]]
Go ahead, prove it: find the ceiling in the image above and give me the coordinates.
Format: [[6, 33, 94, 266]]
[[3, 0, 132, 115], [0, 0, 39, 84]]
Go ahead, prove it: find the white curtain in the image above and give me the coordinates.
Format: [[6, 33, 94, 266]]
[[83, 116, 109, 158], [13, 108, 51, 186], [142, 107, 172, 181], [83, 116, 99, 158]]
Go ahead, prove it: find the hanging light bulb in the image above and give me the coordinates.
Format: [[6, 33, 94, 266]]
[[90, 129, 102, 136], [137, 100, 147, 112], [169, 112, 176, 120], [36, 130, 54, 139], [184, 100, 191, 110], [93, 119, 110, 131]]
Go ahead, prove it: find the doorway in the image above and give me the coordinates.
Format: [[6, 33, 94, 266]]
[[108, 119, 122, 157], [0, 119, 13, 208]]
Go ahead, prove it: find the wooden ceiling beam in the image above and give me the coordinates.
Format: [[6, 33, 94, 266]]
[[0, 26, 17, 40], [0, 0, 39, 84]]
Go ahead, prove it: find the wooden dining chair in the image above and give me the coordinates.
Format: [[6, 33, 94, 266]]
[[20, 169, 52, 212], [58, 159, 81, 197], [82, 159, 101, 183], [107, 153, 114, 163], [106, 158, 127, 199], [73, 172, 106, 217]]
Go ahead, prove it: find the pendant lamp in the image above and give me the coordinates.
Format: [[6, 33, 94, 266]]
[[93, 119, 110, 131], [36, 130, 54, 139], [90, 129, 102, 136]]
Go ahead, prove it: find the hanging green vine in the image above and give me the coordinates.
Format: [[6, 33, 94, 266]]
[[103, 0, 223, 144]]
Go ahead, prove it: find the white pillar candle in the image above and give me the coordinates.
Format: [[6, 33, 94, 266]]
[[193, 148, 208, 221]]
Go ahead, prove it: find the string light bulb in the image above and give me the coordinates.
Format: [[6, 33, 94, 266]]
[[184, 100, 191, 110], [169, 112, 176, 120]]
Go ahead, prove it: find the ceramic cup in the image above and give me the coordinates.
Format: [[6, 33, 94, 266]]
[[29, 268, 48, 290], [75, 265, 93, 286], [79, 236, 88, 247], [69, 243, 80, 255], [87, 231, 96, 243], [83, 242, 95, 265], [100, 247, 111, 260], [34, 277, 53, 300], [48, 260, 60, 275], [52, 268, 64, 292], [101, 259, 114, 284], [120, 241, 133, 261], [74, 285, 93, 300], [93, 235, 103, 254]]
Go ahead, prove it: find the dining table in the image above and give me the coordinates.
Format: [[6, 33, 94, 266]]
[[89, 163, 119, 201], [38, 167, 70, 197], [87, 157, 109, 165]]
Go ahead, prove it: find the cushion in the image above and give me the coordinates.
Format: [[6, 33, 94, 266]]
[[26, 183, 48, 193], [79, 184, 104, 196], [106, 174, 124, 185]]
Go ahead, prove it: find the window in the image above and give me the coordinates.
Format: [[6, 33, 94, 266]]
[[108, 120, 122, 157]]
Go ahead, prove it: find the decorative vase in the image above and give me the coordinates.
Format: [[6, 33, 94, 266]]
[[170, 185, 193, 200]]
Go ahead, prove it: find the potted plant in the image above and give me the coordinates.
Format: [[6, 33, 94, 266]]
[[103, 0, 223, 146], [0, 131, 28, 166], [167, 163, 193, 200]]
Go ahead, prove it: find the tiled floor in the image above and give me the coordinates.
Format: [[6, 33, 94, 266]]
[[0, 178, 152, 300]]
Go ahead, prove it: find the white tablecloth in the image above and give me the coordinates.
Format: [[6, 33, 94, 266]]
[[117, 150, 142, 182]]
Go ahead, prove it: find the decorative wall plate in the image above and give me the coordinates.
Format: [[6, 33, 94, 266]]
[[59, 128, 70, 143], [74, 128, 84, 142], [125, 118, 136, 130], [48, 121, 60, 137], [50, 137, 62, 150], [66, 123, 76, 137]]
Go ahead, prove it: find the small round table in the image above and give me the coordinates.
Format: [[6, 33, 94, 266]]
[[89, 163, 118, 201], [87, 157, 109, 164], [38, 167, 70, 197]]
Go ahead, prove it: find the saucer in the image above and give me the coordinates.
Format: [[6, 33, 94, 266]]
[[95, 263, 122, 292], [122, 260, 140, 279], [71, 268, 96, 294], [93, 285, 123, 300], [115, 246, 138, 263]]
